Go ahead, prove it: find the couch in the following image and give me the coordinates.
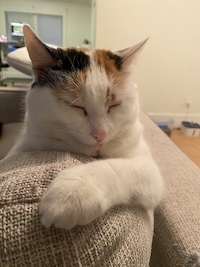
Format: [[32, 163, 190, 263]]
[[0, 92, 200, 266]]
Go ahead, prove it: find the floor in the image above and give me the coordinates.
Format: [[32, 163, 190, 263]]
[[171, 129, 200, 167]]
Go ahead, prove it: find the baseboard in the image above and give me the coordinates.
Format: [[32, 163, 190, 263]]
[[147, 113, 200, 128]]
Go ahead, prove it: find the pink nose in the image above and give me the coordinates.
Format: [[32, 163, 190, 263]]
[[91, 129, 107, 142]]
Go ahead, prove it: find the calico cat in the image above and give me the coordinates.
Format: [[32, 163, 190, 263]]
[[7, 25, 163, 230]]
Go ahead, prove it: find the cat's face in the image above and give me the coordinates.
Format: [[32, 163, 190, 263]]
[[24, 25, 146, 147]]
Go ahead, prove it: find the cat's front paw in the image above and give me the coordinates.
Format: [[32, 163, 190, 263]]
[[39, 169, 109, 230]]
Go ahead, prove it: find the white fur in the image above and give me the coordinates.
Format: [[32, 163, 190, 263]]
[[7, 58, 163, 230]]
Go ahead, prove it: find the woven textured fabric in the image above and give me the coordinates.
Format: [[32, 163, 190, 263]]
[[0, 151, 153, 267], [139, 113, 200, 267], [183, 252, 200, 267]]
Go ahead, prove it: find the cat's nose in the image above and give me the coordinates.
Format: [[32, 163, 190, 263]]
[[91, 129, 107, 142]]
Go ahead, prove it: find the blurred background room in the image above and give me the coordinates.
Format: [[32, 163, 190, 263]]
[[0, 0, 199, 165]]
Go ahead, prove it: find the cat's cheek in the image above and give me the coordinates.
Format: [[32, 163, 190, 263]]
[[65, 115, 95, 145]]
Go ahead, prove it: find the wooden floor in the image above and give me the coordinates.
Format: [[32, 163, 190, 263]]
[[171, 129, 200, 167]]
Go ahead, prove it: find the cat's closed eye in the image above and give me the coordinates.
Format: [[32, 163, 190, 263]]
[[71, 105, 88, 116], [108, 103, 121, 113]]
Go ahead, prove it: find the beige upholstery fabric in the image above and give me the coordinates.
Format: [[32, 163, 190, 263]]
[[1, 111, 200, 267], [140, 113, 200, 267], [0, 151, 153, 267]]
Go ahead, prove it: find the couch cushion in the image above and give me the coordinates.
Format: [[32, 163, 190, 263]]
[[7, 44, 58, 76], [7, 46, 32, 76], [0, 151, 153, 267], [140, 112, 200, 267]]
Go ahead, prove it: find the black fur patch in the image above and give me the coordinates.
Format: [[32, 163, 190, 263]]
[[32, 69, 67, 89], [107, 52, 123, 70], [50, 48, 90, 73], [32, 47, 90, 89]]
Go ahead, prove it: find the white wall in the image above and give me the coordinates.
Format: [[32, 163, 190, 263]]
[[0, 0, 92, 47], [95, 0, 200, 126]]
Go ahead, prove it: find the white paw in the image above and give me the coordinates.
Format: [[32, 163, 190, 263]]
[[39, 169, 109, 230]]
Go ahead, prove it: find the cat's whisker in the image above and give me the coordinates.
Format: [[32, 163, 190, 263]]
[[69, 98, 81, 106]]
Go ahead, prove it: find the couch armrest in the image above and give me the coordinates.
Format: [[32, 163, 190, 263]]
[[0, 151, 154, 267], [140, 112, 200, 267]]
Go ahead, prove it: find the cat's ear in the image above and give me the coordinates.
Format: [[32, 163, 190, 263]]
[[116, 38, 149, 69], [23, 24, 55, 75]]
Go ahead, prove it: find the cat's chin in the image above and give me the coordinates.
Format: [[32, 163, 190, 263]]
[[77, 140, 105, 151], [76, 137, 105, 147], [81, 141, 102, 148], [80, 136, 113, 148]]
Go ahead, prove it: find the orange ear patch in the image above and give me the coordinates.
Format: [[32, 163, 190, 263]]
[[93, 50, 122, 78]]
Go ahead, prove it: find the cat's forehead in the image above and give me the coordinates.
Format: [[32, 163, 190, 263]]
[[53, 47, 123, 76], [52, 48, 122, 91], [34, 47, 124, 104]]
